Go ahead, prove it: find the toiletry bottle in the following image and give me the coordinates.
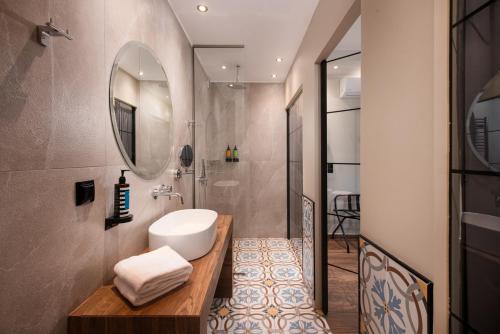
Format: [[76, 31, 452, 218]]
[[114, 170, 132, 219], [226, 145, 232, 162], [233, 146, 239, 162]]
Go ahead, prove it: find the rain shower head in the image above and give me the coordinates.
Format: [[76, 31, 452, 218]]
[[228, 65, 246, 89]]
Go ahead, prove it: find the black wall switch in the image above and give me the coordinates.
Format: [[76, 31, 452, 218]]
[[75, 180, 95, 206], [327, 163, 334, 174]]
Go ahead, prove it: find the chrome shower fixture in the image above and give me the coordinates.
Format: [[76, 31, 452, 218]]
[[37, 18, 73, 47], [228, 65, 246, 89]]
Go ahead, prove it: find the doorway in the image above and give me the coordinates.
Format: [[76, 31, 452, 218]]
[[321, 18, 361, 334]]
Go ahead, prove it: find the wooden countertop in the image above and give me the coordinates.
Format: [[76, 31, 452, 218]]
[[68, 215, 233, 334]]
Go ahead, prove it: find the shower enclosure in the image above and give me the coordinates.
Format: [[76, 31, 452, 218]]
[[192, 46, 287, 238], [193, 46, 250, 235]]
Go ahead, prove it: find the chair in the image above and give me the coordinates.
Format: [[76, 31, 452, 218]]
[[328, 193, 360, 253]]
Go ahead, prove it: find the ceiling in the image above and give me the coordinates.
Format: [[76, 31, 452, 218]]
[[327, 17, 361, 78], [168, 0, 320, 83], [118, 46, 168, 82], [327, 17, 361, 61]]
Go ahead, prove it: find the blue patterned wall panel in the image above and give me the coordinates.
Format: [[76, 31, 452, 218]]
[[302, 195, 315, 299], [359, 236, 433, 334]]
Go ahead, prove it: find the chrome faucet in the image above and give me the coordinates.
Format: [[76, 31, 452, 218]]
[[152, 184, 184, 204]]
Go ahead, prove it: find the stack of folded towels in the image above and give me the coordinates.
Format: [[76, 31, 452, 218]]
[[113, 246, 193, 306]]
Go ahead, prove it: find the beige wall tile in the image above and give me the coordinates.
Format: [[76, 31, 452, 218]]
[[0, 167, 105, 333], [0, 0, 194, 332]]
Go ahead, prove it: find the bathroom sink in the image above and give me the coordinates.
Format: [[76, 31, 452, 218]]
[[149, 209, 218, 261]]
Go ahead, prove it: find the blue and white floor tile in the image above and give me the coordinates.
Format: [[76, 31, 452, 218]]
[[208, 238, 332, 333]]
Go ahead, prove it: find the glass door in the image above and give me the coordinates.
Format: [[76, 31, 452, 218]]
[[287, 93, 303, 263], [450, 1, 500, 333]]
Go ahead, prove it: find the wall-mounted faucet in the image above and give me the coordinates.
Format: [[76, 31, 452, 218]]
[[152, 184, 184, 204], [37, 18, 73, 47]]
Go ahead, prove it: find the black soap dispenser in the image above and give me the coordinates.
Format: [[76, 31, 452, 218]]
[[105, 169, 133, 230]]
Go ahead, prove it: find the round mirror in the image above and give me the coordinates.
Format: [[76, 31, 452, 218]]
[[466, 71, 500, 172], [110, 41, 174, 179], [180, 145, 193, 168]]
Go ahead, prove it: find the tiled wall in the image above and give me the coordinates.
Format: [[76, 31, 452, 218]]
[[0, 1, 193, 333], [194, 59, 287, 237]]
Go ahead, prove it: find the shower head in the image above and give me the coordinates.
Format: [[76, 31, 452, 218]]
[[228, 65, 246, 89], [228, 83, 246, 89]]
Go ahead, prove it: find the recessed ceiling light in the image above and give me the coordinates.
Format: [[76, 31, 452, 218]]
[[272, 74, 277, 79], [333, 65, 339, 70], [276, 57, 283, 63], [139, 71, 144, 76], [197, 4, 208, 12], [229, 83, 234, 87], [221, 65, 227, 70]]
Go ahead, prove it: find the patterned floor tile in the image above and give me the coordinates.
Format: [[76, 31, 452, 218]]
[[208, 238, 331, 333]]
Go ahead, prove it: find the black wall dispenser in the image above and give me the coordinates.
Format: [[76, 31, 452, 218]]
[[75, 180, 95, 206], [105, 170, 133, 230]]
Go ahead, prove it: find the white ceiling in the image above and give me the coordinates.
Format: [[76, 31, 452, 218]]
[[118, 46, 168, 82], [327, 17, 361, 61], [168, 0, 320, 83], [327, 17, 361, 78], [327, 53, 361, 78]]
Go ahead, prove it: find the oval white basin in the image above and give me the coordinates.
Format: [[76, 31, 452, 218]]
[[149, 209, 218, 261]]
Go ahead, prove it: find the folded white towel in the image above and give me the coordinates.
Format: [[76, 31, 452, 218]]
[[114, 275, 188, 306], [114, 246, 193, 294]]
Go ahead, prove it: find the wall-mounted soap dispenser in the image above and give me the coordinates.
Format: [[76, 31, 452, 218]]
[[105, 169, 133, 230]]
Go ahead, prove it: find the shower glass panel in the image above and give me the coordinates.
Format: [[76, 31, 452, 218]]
[[193, 48, 250, 233], [450, 1, 500, 333], [326, 53, 361, 238], [287, 94, 303, 263]]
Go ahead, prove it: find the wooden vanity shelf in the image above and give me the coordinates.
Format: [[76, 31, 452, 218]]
[[68, 215, 233, 334]]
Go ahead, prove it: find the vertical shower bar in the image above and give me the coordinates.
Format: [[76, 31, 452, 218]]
[[192, 46, 196, 208]]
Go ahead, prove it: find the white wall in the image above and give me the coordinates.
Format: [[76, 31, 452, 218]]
[[360, 0, 449, 332]]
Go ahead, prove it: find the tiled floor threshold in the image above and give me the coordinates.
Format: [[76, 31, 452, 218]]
[[208, 238, 332, 333]]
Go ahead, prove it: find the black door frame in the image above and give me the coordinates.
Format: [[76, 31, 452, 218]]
[[320, 52, 363, 315], [320, 59, 328, 315]]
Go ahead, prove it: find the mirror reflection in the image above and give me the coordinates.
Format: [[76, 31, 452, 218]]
[[110, 42, 174, 179], [467, 71, 500, 172]]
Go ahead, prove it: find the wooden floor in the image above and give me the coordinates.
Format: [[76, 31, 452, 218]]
[[325, 237, 359, 334]]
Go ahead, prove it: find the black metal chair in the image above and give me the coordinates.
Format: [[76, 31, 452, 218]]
[[328, 193, 360, 253]]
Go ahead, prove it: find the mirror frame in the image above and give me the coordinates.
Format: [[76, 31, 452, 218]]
[[109, 41, 174, 180]]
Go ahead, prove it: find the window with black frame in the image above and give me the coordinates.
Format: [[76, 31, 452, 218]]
[[450, 1, 500, 333], [114, 98, 136, 164]]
